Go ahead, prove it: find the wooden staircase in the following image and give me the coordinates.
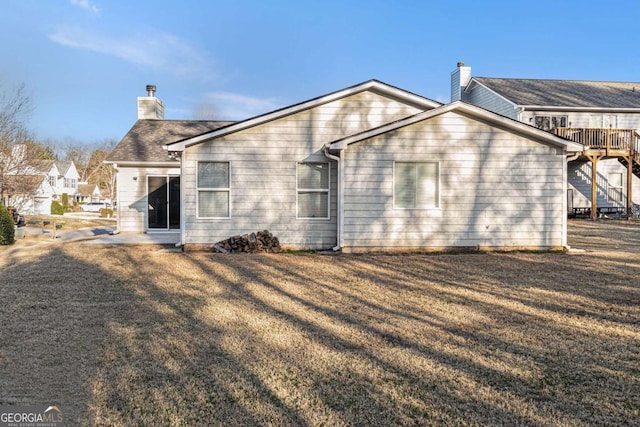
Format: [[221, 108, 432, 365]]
[[617, 131, 640, 178]]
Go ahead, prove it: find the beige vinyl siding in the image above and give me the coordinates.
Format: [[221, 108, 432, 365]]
[[116, 166, 180, 232], [342, 111, 565, 250], [568, 159, 640, 208], [183, 90, 423, 250], [465, 85, 519, 119]]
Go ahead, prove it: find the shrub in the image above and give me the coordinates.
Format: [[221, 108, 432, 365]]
[[61, 193, 72, 212], [99, 208, 114, 218], [0, 204, 15, 245], [51, 200, 64, 215]]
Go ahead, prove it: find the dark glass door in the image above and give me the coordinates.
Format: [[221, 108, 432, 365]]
[[147, 176, 180, 230], [169, 176, 180, 230]]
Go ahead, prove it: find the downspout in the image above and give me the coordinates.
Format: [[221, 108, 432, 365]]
[[176, 151, 185, 248], [563, 151, 580, 249], [111, 163, 120, 235], [323, 146, 342, 251]]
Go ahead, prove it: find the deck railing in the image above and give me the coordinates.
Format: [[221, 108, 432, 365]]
[[553, 127, 637, 152]]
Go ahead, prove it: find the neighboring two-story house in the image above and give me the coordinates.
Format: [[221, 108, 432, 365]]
[[451, 62, 640, 219], [7, 158, 80, 214]]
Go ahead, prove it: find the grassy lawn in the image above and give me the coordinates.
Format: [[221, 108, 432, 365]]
[[24, 214, 115, 232], [0, 220, 638, 426]]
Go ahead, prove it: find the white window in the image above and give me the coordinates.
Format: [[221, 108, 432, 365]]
[[394, 162, 439, 209], [297, 163, 329, 219], [534, 115, 567, 131], [589, 115, 618, 129], [608, 172, 623, 203], [48, 175, 56, 187], [197, 162, 230, 218], [63, 178, 77, 189]]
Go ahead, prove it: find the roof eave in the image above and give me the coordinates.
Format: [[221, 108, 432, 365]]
[[520, 105, 640, 112], [104, 160, 179, 167]]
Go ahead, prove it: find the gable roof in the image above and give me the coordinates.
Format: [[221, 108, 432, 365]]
[[470, 77, 640, 109], [164, 80, 442, 151], [55, 160, 74, 175], [4, 174, 46, 195], [327, 101, 585, 152], [106, 119, 235, 164], [77, 183, 100, 197], [33, 160, 57, 175]]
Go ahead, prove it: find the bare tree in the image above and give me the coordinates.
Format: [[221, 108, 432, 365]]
[[86, 139, 117, 201], [0, 82, 36, 205]]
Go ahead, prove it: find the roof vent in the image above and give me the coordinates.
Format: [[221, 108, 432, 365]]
[[146, 85, 156, 97]]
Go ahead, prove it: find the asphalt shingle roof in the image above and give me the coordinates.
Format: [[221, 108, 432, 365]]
[[473, 77, 640, 108], [106, 119, 235, 163]]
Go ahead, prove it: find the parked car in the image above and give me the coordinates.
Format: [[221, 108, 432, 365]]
[[81, 202, 111, 213], [7, 206, 25, 227]]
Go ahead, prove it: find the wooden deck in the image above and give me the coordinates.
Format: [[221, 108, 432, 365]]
[[554, 127, 640, 220]]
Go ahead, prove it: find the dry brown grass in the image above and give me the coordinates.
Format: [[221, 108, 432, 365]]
[[24, 214, 114, 232], [0, 220, 638, 426]]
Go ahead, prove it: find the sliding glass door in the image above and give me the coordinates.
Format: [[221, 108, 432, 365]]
[[147, 176, 180, 230]]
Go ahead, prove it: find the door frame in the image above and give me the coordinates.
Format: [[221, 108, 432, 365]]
[[146, 175, 180, 232]]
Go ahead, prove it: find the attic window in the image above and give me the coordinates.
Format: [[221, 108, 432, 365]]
[[534, 115, 567, 131]]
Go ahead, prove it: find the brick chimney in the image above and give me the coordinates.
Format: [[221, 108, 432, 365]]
[[137, 84, 164, 120], [450, 62, 471, 102]]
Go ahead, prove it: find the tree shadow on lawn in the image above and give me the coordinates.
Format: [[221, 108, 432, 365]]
[[1, 243, 638, 426]]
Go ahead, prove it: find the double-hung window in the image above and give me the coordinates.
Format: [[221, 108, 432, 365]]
[[198, 162, 230, 218], [394, 162, 439, 209], [297, 163, 330, 219]]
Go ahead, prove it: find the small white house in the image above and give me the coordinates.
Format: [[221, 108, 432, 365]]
[[107, 81, 582, 251]]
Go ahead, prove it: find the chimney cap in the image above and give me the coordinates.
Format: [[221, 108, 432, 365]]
[[146, 85, 156, 96], [457, 62, 465, 67]]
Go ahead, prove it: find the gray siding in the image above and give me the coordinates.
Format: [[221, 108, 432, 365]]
[[116, 166, 180, 232], [465, 84, 519, 119], [183, 90, 423, 250], [342, 111, 565, 250]]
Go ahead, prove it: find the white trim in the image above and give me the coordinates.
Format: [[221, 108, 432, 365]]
[[520, 106, 640, 113], [146, 174, 181, 231], [103, 161, 179, 167], [296, 162, 331, 220], [607, 172, 624, 203], [164, 80, 441, 152], [562, 157, 568, 248], [196, 161, 231, 219], [392, 161, 441, 210]]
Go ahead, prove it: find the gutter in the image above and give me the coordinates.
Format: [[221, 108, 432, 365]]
[[323, 146, 343, 252]]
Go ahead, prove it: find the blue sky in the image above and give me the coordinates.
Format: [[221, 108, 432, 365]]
[[2, 0, 640, 145]]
